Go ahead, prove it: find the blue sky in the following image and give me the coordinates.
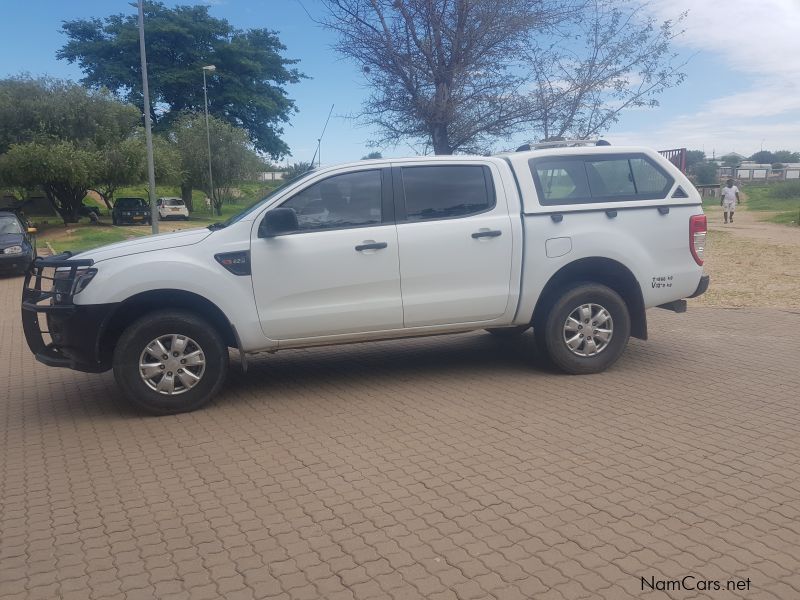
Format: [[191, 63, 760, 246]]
[[1, 0, 798, 163]]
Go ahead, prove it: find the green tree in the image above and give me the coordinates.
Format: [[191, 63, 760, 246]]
[[721, 154, 741, 168], [284, 162, 314, 180], [692, 162, 718, 185], [685, 150, 706, 171], [59, 1, 303, 157], [772, 150, 800, 163], [171, 113, 263, 215], [362, 152, 383, 160], [92, 133, 183, 209], [0, 141, 97, 222], [749, 150, 774, 164], [0, 77, 143, 222]]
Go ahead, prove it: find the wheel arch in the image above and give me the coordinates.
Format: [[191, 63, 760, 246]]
[[98, 289, 239, 362], [531, 257, 647, 340]]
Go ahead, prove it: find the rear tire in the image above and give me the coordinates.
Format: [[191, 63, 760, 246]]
[[112, 309, 229, 415], [535, 282, 630, 374]]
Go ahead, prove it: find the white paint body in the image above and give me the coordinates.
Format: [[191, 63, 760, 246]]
[[74, 147, 705, 354]]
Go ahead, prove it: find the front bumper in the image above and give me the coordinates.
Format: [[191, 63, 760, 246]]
[[21, 254, 114, 373], [0, 250, 33, 273]]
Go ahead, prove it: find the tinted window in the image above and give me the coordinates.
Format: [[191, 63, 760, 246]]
[[533, 160, 589, 203], [530, 154, 673, 205], [165, 199, 184, 206], [401, 165, 494, 220], [281, 170, 382, 231], [630, 158, 670, 195], [586, 159, 636, 197]]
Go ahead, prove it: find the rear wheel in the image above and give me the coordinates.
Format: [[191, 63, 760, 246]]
[[112, 310, 229, 415], [535, 283, 630, 374]]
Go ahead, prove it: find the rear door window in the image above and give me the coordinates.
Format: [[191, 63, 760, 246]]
[[400, 165, 494, 221]]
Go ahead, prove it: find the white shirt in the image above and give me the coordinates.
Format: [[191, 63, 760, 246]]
[[721, 185, 739, 205]]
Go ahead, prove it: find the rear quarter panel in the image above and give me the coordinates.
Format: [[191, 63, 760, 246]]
[[507, 147, 705, 323]]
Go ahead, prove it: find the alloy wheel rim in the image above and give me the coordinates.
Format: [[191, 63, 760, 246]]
[[139, 334, 206, 395], [563, 303, 614, 357]]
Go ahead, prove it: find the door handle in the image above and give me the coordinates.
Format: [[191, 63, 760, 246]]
[[471, 230, 502, 239], [355, 242, 387, 251]]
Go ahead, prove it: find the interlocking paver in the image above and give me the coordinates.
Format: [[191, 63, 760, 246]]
[[1, 272, 800, 599]]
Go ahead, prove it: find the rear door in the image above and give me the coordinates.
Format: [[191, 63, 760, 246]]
[[393, 163, 514, 328]]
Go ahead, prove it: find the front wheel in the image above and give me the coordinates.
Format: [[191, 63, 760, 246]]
[[535, 283, 630, 374], [112, 310, 229, 414]]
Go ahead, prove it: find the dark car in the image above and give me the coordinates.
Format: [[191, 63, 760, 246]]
[[112, 197, 151, 225], [0, 211, 37, 275]]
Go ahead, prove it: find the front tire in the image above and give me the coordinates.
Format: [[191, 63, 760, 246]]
[[112, 310, 229, 415], [535, 283, 630, 374]]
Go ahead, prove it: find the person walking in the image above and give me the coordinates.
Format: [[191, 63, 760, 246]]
[[720, 179, 740, 224]]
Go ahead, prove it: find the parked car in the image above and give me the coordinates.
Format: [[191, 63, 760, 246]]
[[112, 197, 151, 225], [157, 197, 190, 221], [22, 142, 708, 414], [0, 211, 37, 275]]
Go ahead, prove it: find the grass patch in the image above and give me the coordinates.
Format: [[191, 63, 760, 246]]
[[42, 224, 149, 254], [742, 183, 800, 226]]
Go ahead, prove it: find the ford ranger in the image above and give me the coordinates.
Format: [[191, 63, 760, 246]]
[[22, 143, 709, 414]]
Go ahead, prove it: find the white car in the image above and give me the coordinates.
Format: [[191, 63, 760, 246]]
[[157, 197, 190, 220], [22, 142, 708, 414]]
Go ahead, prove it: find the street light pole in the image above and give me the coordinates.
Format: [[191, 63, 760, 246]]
[[137, 0, 158, 234], [202, 65, 216, 214]]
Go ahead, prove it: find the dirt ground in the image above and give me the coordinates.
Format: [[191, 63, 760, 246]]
[[691, 203, 800, 309]]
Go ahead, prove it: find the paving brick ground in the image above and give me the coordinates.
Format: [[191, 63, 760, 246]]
[[1, 273, 799, 600]]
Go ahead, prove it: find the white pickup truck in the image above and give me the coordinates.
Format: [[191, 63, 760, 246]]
[[22, 143, 708, 414]]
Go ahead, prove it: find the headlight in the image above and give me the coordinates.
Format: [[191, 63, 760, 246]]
[[3, 245, 23, 255], [53, 267, 98, 301]]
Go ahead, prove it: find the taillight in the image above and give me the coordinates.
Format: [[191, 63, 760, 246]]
[[689, 214, 707, 266]]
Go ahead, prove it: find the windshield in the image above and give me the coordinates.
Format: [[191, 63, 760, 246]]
[[164, 199, 184, 206], [215, 170, 317, 229], [0, 215, 23, 234], [116, 198, 146, 209]]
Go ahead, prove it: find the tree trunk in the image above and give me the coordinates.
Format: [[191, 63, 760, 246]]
[[431, 125, 452, 155], [181, 182, 193, 212]]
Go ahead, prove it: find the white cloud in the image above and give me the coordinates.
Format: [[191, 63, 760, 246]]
[[613, 0, 800, 154]]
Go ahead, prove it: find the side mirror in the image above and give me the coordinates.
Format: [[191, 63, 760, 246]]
[[258, 207, 298, 238], [27, 227, 37, 234]]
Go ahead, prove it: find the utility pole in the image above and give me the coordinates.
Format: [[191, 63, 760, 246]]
[[202, 65, 216, 212], [137, 0, 158, 234]]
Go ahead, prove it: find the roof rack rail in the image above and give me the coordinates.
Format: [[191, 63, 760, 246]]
[[515, 139, 609, 151]]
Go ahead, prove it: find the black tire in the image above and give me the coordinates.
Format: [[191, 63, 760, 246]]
[[485, 325, 530, 337], [534, 282, 630, 374], [112, 309, 229, 415]]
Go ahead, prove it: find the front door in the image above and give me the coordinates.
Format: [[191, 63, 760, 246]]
[[250, 168, 403, 341], [394, 163, 514, 328]]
